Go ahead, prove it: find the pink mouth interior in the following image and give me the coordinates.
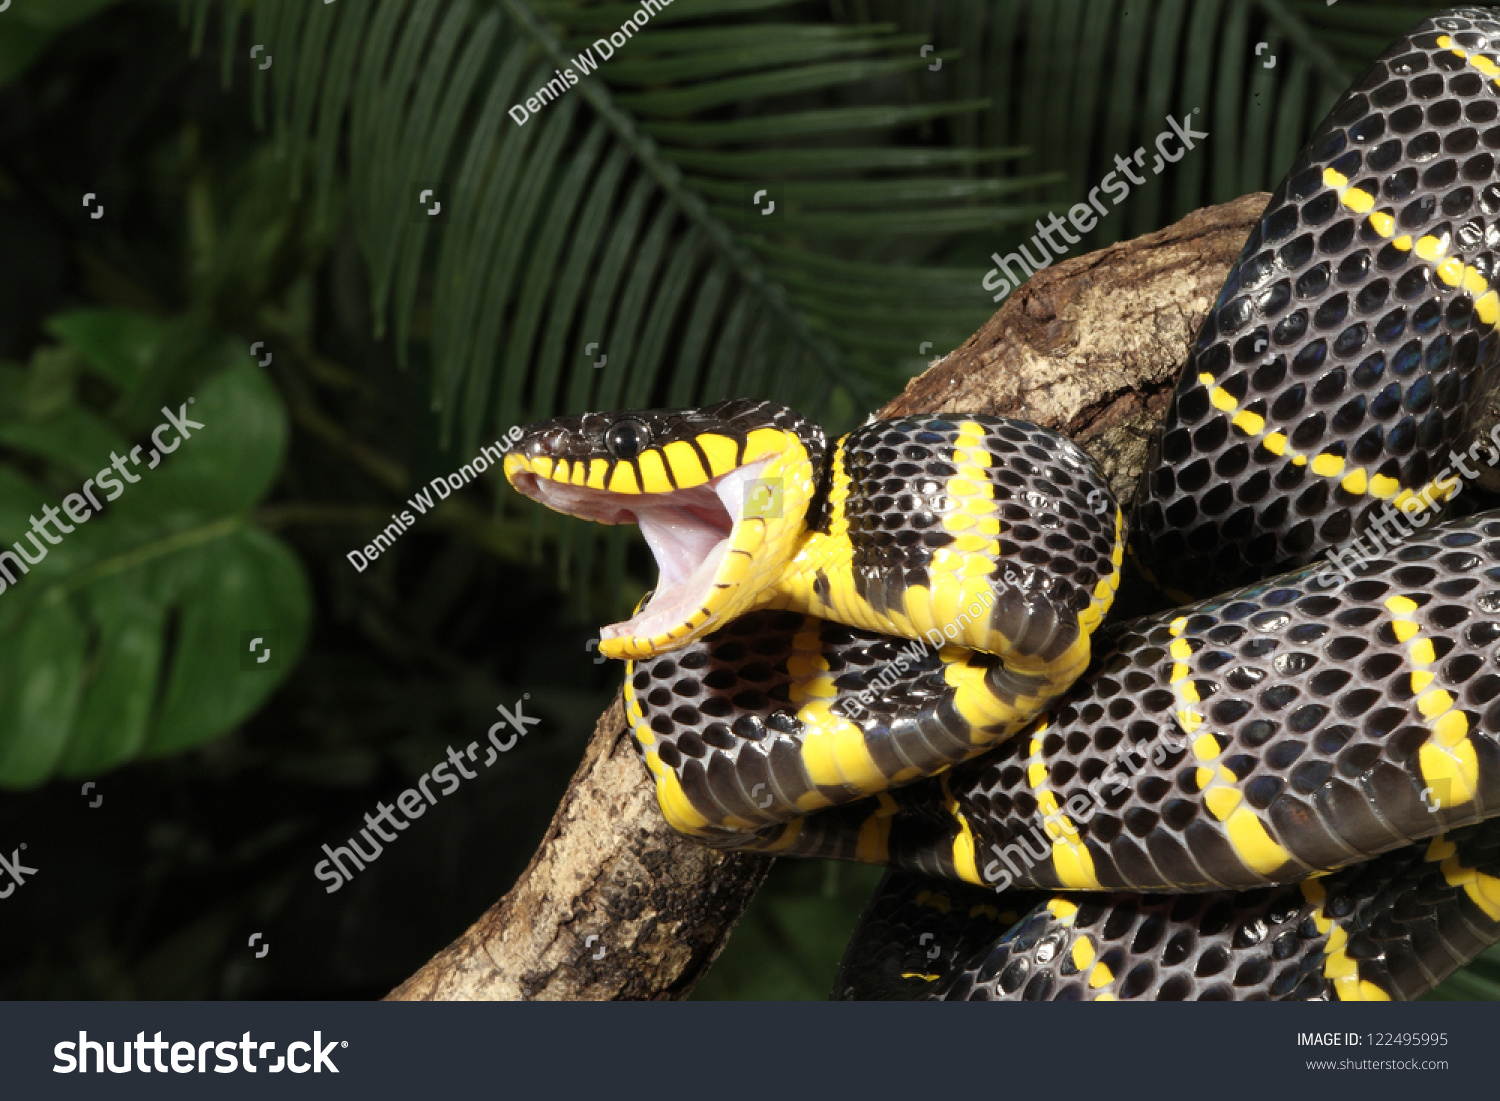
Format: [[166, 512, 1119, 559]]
[[510, 459, 769, 642]]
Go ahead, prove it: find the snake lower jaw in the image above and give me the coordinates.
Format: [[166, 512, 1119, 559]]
[[598, 541, 734, 658], [596, 458, 798, 659]]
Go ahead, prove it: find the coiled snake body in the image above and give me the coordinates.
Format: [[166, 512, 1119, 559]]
[[507, 9, 1500, 1000]]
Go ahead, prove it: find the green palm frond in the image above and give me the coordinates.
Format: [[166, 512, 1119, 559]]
[[903, 0, 1456, 251], [182, 0, 1051, 454]]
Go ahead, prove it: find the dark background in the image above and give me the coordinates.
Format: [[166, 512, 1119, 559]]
[[0, 0, 1494, 1000]]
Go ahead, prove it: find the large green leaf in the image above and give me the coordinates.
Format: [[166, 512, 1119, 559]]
[[0, 309, 310, 787]]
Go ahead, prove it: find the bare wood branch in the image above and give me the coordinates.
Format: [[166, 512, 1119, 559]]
[[386, 193, 1273, 1002], [385, 697, 772, 1000]]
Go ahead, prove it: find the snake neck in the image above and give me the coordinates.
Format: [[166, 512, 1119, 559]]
[[761, 421, 1121, 689]]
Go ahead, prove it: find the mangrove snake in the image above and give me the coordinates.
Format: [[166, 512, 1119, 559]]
[[505, 8, 1500, 1000]]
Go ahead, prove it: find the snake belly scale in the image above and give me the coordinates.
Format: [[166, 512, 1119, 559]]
[[506, 8, 1500, 1000]]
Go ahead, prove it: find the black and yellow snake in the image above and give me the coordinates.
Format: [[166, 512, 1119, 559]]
[[506, 8, 1500, 1000]]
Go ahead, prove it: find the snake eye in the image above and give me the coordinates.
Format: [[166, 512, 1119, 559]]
[[605, 419, 650, 460]]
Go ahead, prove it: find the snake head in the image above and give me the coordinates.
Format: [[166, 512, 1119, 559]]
[[505, 400, 826, 660]]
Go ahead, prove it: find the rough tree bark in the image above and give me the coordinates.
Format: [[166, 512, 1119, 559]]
[[386, 193, 1276, 1002]]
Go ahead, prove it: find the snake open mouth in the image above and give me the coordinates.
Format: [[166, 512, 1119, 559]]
[[507, 459, 771, 646]]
